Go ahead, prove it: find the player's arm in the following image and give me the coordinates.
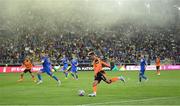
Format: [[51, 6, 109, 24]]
[[75, 61, 79, 67], [145, 60, 147, 69], [101, 61, 110, 67], [65, 60, 71, 72], [33, 59, 44, 65], [30, 63, 33, 68], [41, 59, 45, 64], [20, 62, 25, 68]]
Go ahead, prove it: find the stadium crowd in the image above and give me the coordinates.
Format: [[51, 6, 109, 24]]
[[0, 0, 179, 65], [0, 23, 179, 65]]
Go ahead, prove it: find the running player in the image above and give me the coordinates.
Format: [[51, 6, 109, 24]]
[[17, 57, 36, 82], [139, 55, 148, 82], [61, 54, 69, 79], [156, 56, 161, 75], [36, 52, 61, 86], [88, 52, 125, 97], [70, 54, 78, 80]]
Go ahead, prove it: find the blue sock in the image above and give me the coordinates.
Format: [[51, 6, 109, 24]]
[[139, 76, 142, 82], [139, 74, 142, 82], [142, 75, 147, 80], [52, 75, 59, 81], [38, 74, 42, 81], [64, 72, 68, 78]]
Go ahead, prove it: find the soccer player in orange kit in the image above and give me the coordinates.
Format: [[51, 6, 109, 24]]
[[156, 56, 161, 75], [17, 57, 36, 82], [88, 52, 125, 97]]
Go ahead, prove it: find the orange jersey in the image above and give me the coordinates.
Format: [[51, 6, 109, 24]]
[[156, 58, 160, 66], [23, 59, 33, 69], [92, 57, 110, 75]]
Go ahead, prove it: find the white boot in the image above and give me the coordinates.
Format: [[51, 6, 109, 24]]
[[119, 76, 126, 83], [57, 80, 61, 86], [37, 80, 43, 85], [88, 93, 96, 97]]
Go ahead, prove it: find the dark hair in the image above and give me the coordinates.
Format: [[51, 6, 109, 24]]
[[88, 51, 95, 56]]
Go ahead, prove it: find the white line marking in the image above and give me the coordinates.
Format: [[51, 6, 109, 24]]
[[84, 96, 179, 105]]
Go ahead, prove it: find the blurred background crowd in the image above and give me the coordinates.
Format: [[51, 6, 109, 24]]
[[0, 0, 179, 65], [0, 23, 179, 65]]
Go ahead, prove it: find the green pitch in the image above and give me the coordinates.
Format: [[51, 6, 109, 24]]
[[0, 71, 180, 105]]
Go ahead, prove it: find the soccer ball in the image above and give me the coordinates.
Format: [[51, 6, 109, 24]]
[[78, 90, 85, 96]]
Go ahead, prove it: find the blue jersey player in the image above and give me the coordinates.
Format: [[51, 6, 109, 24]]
[[61, 55, 69, 79], [139, 55, 148, 82], [70, 54, 79, 80], [37, 52, 61, 86]]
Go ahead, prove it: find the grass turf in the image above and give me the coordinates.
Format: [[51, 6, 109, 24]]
[[0, 70, 180, 105]]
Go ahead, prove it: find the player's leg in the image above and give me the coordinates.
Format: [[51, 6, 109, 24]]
[[74, 71, 78, 80], [89, 80, 99, 97], [139, 70, 143, 82], [109, 77, 125, 83], [37, 69, 44, 84], [18, 69, 28, 81], [63, 66, 69, 79], [70, 68, 76, 79], [139, 73, 142, 82], [18, 72, 25, 82], [158, 66, 160, 75], [28, 69, 36, 82], [141, 70, 147, 80], [139, 70, 147, 82], [157, 66, 160, 75], [103, 75, 120, 84], [64, 66, 71, 79], [101, 71, 125, 84], [110, 76, 125, 83], [156, 66, 158, 74], [89, 72, 103, 97], [71, 68, 78, 80], [98, 72, 112, 84], [46, 71, 59, 81], [64, 71, 69, 79], [46, 70, 61, 86], [70, 72, 75, 79]]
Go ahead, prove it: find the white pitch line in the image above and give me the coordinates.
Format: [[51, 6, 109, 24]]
[[84, 96, 179, 105]]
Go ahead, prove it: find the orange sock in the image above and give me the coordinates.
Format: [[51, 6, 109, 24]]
[[93, 86, 97, 94], [110, 77, 119, 82]]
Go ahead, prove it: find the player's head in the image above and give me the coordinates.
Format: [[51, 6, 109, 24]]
[[62, 52, 66, 58], [63, 54, 66, 58], [41, 51, 47, 57], [88, 51, 96, 60], [140, 54, 145, 59], [109, 55, 113, 60], [72, 53, 76, 59], [157, 55, 160, 59], [24, 57, 30, 62]]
